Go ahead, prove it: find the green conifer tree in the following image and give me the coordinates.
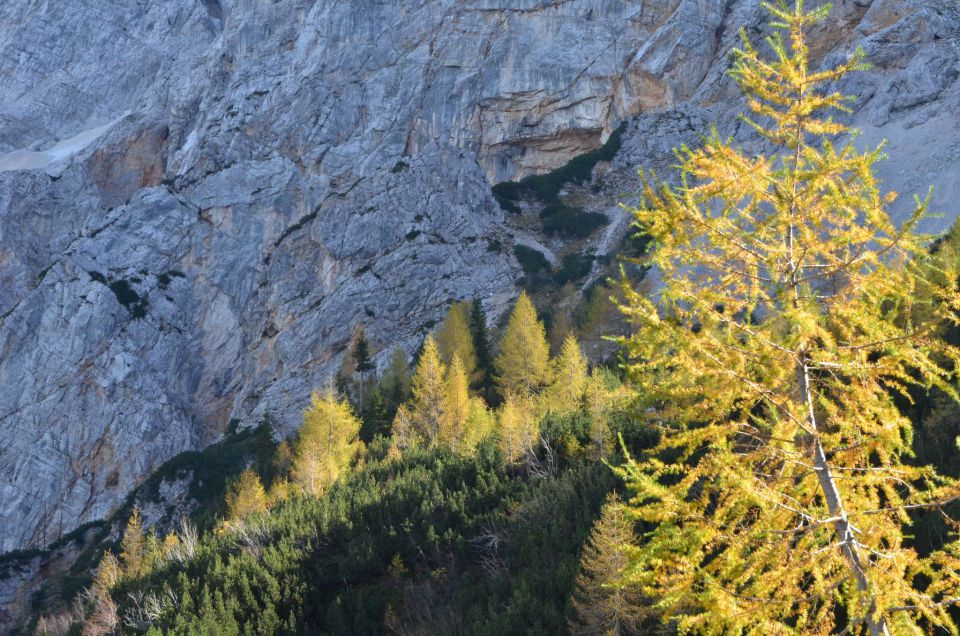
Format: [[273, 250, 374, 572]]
[[470, 299, 494, 389], [362, 385, 391, 441], [353, 329, 375, 410]]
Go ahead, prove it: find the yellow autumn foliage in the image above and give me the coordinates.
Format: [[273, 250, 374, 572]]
[[617, 3, 960, 634]]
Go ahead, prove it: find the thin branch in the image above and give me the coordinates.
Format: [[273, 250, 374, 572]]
[[854, 494, 960, 517], [888, 597, 960, 613]]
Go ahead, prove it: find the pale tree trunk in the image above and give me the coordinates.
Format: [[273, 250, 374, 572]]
[[358, 372, 365, 413], [785, 83, 888, 630], [797, 356, 890, 636]]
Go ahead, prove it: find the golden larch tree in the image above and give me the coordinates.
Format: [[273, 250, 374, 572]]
[[617, 2, 960, 634], [585, 368, 613, 460], [160, 531, 181, 560], [569, 494, 646, 636], [546, 334, 589, 415], [92, 550, 121, 594], [225, 469, 268, 521], [463, 396, 495, 453], [580, 282, 624, 361], [292, 388, 364, 497], [549, 289, 576, 354], [439, 354, 471, 452], [497, 392, 538, 464], [435, 301, 479, 381], [119, 507, 147, 579], [495, 291, 552, 396], [390, 403, 418, 451], [407, 334, 446, 442]]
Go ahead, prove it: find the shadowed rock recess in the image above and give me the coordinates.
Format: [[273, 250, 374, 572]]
[[1, 0, 959, 557]]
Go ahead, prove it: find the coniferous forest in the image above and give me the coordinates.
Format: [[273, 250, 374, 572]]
[[23, 3, 960, 635]]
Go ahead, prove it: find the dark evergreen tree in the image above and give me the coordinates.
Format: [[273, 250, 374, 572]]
[[379, 347, 412, 422], [334, 369, 351, 398], [353, 330, 375, 375], [353, 329, 375, 409], [359, 385, 391, 443], [469, 299, 495, 398]]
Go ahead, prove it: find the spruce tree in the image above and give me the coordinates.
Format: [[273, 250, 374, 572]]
[[353, 329, 375, 410], [470, 299, 494, 387], [361, 385, 391, 442], [495, 291, 552, 397], [569, 495, 645, 635], [618, 3, 960, 633]]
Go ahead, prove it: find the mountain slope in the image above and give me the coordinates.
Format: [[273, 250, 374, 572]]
[[1, 0, 959, 563], [0, 0, 720, 554]]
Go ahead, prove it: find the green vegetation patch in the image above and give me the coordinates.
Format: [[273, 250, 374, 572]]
[[108, 280, 148, 318], [274, 209, 320, 247], [491, 123, 625, 237], [552, 252, 595, 286], [156, 270, 186, 288], [486, 237, 504, 253], [87, 272, 149, 319], [513, 245, 598, 290], [541, 207, 607, 238], [127, 424, 278, 528], [15, 425, 278, 627], [101, 441, 621, 635], [513, 244, 551, 276]]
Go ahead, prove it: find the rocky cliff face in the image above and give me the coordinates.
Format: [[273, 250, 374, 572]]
[[1, 0, 959, 557]]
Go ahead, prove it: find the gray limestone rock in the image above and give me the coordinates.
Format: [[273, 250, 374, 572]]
[[1, 0, 960, 568]]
